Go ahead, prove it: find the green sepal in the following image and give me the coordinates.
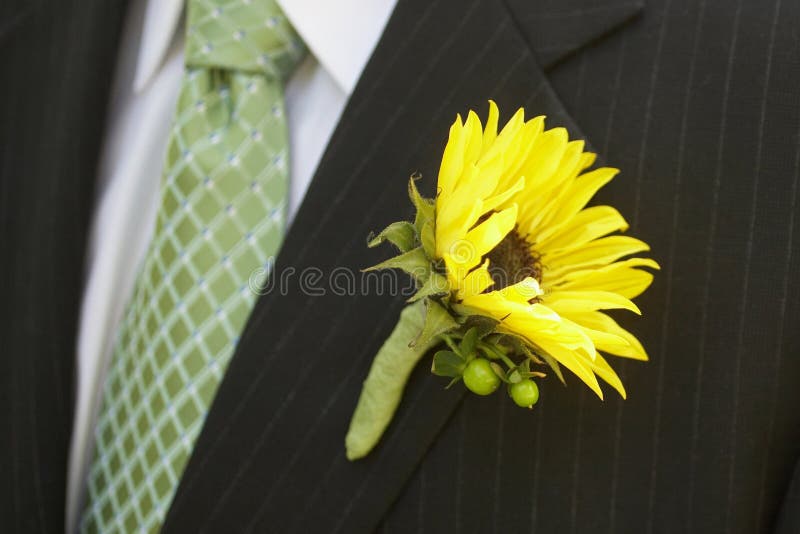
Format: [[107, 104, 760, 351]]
[[364, 246, 430, 283], [502, 334, 545, 365], [431, 350, 466, 377], [445, 376, 462, 389], [420, 219, 436, 259], [408, 176, 435, 234], [413, 298, 459, 349], [489, 362, 509, 383], [407, 271, 449, 303], [512, 359, 544, 378], [459, 314, 500, 339], [458, 327, 480, 359], [539, 351, 565, 384], [441, 334, 460, 353], [478, 339, 507, 361], [367, 221, 417, 252]]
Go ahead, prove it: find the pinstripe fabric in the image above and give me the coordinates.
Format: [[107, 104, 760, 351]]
[[0, 1, 129, 532], [386, 0, 800, 533]]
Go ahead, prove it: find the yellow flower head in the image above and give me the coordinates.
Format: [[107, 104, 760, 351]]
[[435, 102, 659, 399]]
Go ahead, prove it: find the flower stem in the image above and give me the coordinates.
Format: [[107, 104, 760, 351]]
[[478, 341, 516, 370], [345, 300, 439, 460]]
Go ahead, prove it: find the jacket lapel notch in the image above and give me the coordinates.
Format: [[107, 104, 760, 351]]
[[504, 0, 644, 70]]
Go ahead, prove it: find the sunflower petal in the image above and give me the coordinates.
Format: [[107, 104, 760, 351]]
[[564, 311, 649, 360], [558, 257, 661, 281], [462, 204, 517, 261], [543, 167, 618, 230], [548, 140, 586, 189], [437, 115, 465, 197], [573, 323, 639, 360], [536, 205, 629, 253], [460, 260, 495, 298], [520, 127, 569, 192], [494, 277, 543, 304], [495, 118, 543, 193], [534, 337, 604, 399], [543, 236, 651, 282], [481, 100, 500, 153], [463, 111, 484, 165], [555, 261, 657, 299], [563, 316, 630, 349], [498, 108, 526, 141], [482, 176, 525, 213], [502, 306, 597, 359], [436, 197, 483, 258], [578, 151, 596, 171], [544, 290, 642, 315], [442, 252, 469, 290], [460, 295, 559, 329], [588, 353, 626, 399]]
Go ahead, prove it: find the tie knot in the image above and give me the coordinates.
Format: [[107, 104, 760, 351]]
[[185, 0, 305, 82]]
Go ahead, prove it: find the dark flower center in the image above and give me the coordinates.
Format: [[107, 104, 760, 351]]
[[484, 225, 542, 290]]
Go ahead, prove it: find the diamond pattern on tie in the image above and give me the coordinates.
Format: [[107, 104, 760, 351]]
[[80, 1, 304, 532]]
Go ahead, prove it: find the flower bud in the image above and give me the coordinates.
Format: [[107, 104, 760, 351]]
[[463, 358, 501, 396]]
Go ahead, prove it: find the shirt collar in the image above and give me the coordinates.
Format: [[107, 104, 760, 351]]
[[277, 0, 397, 94], [133, 0, 184, 92], [133, 0, 397, 95]]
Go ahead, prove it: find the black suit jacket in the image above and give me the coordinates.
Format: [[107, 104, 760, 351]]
[[2, 0, 799, 532]]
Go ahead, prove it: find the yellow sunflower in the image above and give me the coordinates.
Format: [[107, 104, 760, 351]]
[[435, 101, 658, 399]]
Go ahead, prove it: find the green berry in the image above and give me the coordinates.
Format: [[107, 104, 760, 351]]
[[510, 379, 539, 408], [463, 358, 501, 396]]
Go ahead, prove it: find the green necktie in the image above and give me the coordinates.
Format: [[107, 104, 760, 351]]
[[81, 2, 304, 532]]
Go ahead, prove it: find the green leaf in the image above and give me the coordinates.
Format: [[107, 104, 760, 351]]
[[431, 350, 466, 377], [407, 271, 449, 303], [364, 246, 430, 282], [367, 221, 417, 252], [413, 299, 459, 349], [345, 300, 440, 460]]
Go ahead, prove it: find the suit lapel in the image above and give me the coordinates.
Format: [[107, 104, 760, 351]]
[[162, 0, 640, 532]]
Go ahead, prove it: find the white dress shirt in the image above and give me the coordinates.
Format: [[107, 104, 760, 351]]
[[67, 0, 396, 529]]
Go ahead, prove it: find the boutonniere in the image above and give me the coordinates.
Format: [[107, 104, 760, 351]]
[[345, 102, 658, 460]]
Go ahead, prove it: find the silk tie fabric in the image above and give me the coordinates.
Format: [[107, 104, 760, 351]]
[[80, 2, 304, 532]]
